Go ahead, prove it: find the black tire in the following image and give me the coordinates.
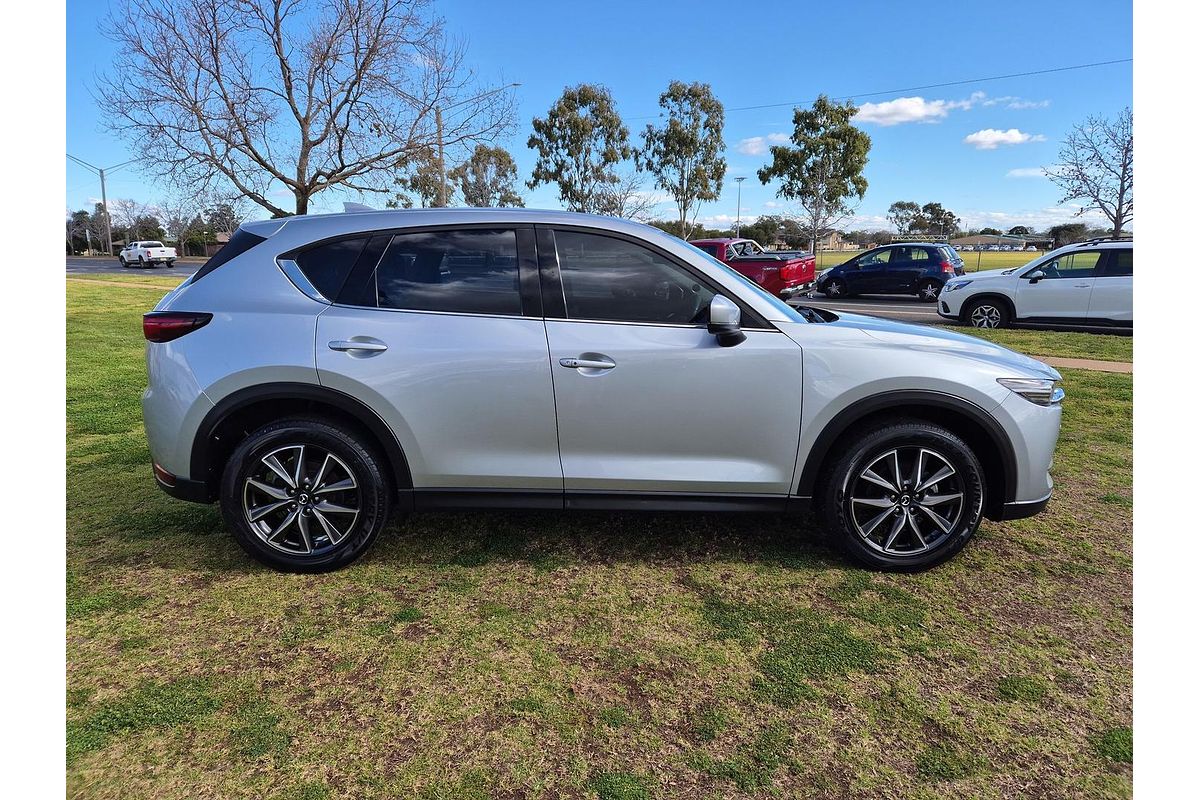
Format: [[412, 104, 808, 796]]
[[138, 256, 148, 269], [963, 297, 1011, 329], [119, 256, 128, 268], [816, 420, 986, 571], [917, 279, 942, 302], [822, 278, 848, 298], [166, 260, 175, 268], [220, 417, 392, 573]]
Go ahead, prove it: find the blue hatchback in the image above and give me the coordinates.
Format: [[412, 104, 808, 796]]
[[816, 243, 966, 301]]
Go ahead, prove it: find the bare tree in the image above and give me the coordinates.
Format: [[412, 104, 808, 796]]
[[595, 173, 657, 221], [1046, 107, 1132, 237], [98, 0, 515, 216]]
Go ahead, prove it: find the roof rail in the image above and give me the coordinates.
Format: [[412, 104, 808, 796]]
[[1071, 236, 1133, 246]]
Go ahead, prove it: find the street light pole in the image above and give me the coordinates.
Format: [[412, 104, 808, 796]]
[[735, 177, 745, 236], [66, 154, 137, 256]]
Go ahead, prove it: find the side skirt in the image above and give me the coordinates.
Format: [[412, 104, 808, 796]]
[[411, 489, 797, 514]]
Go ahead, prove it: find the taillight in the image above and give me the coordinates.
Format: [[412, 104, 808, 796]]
[[940, 261, 955, 273], [143, 312, 212, 342], [781, 262, 797, 281]]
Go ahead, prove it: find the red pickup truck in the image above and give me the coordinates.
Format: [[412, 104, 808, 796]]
[[688, 238, 815, 299]]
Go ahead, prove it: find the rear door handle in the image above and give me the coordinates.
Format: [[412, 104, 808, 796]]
[[329, 339, 388, 353], [559, 356, 616, 370]]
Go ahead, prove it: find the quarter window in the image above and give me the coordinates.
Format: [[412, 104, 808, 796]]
[[555, 230, 715, 324], [295, 237, 368, 299], [371, 229, 521, 315], [1103, 250, 1133, 277]]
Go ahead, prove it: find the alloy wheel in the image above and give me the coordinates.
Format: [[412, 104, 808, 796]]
[[242, 444, 360, 556], [827, 281, 842, 296], [970, 304, 1002, 328], [845, 446, 965, 556], [921, 283, 940, 300]]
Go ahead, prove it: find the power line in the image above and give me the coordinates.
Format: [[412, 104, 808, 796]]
[[627, 58, 1132, 120]]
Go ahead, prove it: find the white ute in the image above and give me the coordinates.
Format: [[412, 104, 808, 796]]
[[120, 240, 177, 269]]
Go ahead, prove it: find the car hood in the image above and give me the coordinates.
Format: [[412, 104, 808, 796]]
[[818, 311, 1061, 379], [960, 267, 1022, 281]]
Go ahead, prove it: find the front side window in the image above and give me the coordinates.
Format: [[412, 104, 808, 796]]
[[858, 249, 892, 267], [556, 230, 715, 324], [1036, 250, 1103, 279], [372, 229, 521, 315]]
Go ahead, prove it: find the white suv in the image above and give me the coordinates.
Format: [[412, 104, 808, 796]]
[[938, 239, 1132, 329]]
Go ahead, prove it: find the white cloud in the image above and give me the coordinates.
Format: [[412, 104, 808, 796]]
[[854, 91, 984, 126], [957, 204, 1109, 231], [763, 201, 781, 209], [963, 129, 1047, 149], [1006, 167, 1048, 179], [983, 95, 1051, 110], [735, 132, 789, 156]]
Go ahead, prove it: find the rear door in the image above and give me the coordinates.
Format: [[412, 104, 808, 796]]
[[884, 246, 927, 292], [1087, 248, 1132, 324], [540, 227, 803, 497], [1015, 249, 1104, 320], [314, 226, 563, 494]]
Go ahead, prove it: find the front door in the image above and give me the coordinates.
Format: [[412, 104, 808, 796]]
[[315, 227, 563, 492], [850, 248, 893, 293], [539, 228, 804, 496], [1015, 249, 1104, 320]]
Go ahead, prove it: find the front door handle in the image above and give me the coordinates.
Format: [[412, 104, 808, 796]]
[[329, 338, 388, 353], [1074, 283, 1092, 288], [559, 356, 616, 370]]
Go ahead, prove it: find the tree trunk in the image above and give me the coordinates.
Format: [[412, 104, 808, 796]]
[[294, 192, 309, 216]]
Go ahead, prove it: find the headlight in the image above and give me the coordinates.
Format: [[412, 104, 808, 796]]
[[997, 378, 1065, 406], [945, 280, 973, 292]]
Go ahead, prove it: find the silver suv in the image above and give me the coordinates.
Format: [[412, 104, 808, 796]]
[[142, 209, 1063, 572]]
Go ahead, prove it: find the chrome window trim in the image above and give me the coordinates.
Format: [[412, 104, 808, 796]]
[[543, 316, 778, 332], [328, 302, 530, 322], [276, 258, 332, 304]]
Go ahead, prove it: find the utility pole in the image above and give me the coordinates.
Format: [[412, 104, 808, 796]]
[[435, 107, 447, 207], [735, 177, 745, 236], [66, 155, 137, 256]]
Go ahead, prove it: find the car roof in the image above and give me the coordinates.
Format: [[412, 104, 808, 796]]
[[688, 237, 746, 244], [243, 207, 678, 241]]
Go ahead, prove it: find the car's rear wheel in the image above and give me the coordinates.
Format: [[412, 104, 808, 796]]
[[220, 417, 391, 573], [917, 279, 942, 302], [138, 256, 147, 269], [817, 420, 986, 570], [823, 278, 848, 298], [964, 297, 1010, 328]]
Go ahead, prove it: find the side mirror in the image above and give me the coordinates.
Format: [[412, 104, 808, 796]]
[[1027, 268, 1046, 283], [708, 295, 746, 347]]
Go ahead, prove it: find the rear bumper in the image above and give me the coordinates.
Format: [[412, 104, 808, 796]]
[[779, 282, 814, 299], [154, 471, 213, 503]]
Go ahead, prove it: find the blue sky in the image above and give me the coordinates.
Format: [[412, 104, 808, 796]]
[[66, 0, 1131, 232]]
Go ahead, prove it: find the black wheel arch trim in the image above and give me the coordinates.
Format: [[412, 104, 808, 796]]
[[960, 292, 1015, 321], [190, 382, 414, 508], [795, 389, 1018, 507]]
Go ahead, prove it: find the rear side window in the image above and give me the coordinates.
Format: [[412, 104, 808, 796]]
[[370, 229, 521, 315], [1104, 249, 1133, 276], [693, 243, 720, 258], [191, 228, 268, 283], [295, 237, 368, 299]]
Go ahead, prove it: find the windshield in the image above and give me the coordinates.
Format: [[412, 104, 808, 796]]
[[684, 243, 807, 323]]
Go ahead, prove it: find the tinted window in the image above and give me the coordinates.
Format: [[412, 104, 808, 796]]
[[191, 228, 268, 283], [144, 241, 165, 248], [295, 237, 367, 299], [556, 230, 715, 324], [894, 247, 929, 262], [1104, 250, 1133, 276], [692, 242, 720, 258], [371, 229, 521, 315]]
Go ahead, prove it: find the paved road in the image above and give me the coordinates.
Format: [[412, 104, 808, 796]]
[[66, 257, 202, 277]]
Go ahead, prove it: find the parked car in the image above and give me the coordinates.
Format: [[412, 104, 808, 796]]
[[142, 209, 1063, 573], [814, 243, 965, 301], [120, 240, 177, 268], [688, 237, 815, 299], [938, 239, 1132, 328]]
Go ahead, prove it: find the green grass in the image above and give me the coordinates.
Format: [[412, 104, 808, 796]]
[[950, 326, 1132, 363], [66, 275, 1132, 798]]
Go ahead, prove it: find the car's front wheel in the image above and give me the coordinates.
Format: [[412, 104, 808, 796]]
[[964, 297, 1011, 328], [118, 256, 128, 268], [823, 278, 848, 298], [220, 417, 392, 572], [817, 420, 986, 570]]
